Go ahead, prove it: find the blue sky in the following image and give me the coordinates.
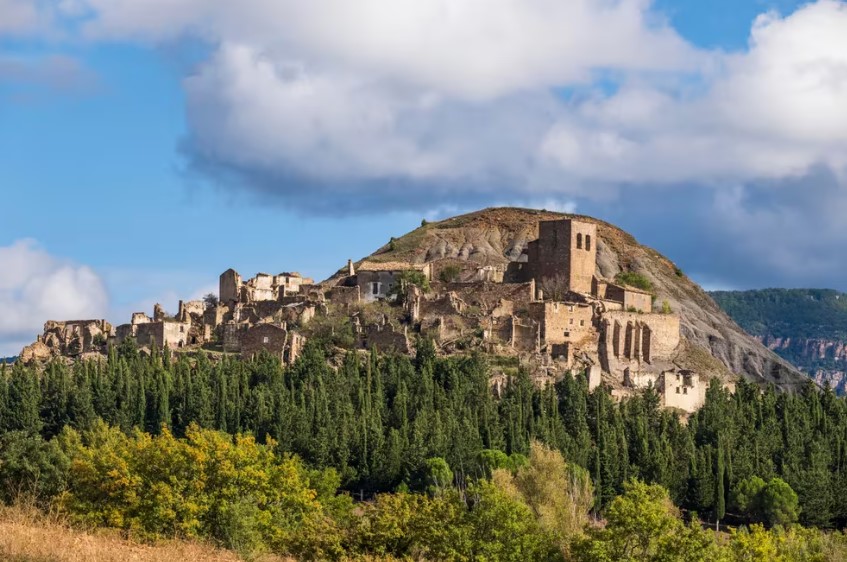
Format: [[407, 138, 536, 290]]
[[1, 0, 846, 355]]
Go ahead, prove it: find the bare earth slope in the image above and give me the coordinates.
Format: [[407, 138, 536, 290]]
[[357, 207, 808, 390]]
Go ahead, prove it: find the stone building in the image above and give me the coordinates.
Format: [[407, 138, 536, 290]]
[[115, 307, 192, 349], [219, 268, 314, 306], [239, 323, 306, 364], [527, 219, 597, 294], [20, 216, 702, 412], [354, 261, 432, 303], [20, 319, 111, 362], [661, 370, 707, 412], [530, 301, 595, 363]]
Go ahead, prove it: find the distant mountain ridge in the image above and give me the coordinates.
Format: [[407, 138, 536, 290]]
[[710, 289, 847, 393]]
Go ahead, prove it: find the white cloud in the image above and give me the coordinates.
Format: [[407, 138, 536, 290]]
[[5, 0, 847, 287], [541, 1, 847, 186], [58, 0, 845, 211], [0, 240, 109, 355], [0, 0, 835, 199], [75, 0, 699, 98]]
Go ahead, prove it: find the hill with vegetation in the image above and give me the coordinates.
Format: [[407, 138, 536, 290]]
[[1, 345, 846, 560], [711, 289, 847, 393], [349, 207, 807, 390]]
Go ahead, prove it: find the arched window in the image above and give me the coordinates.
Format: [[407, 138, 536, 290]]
[[585, 234, 592, 251], [576, 233, 583, 249]]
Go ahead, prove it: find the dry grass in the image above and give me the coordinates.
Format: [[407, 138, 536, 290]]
[[0, 505, 289, 562]]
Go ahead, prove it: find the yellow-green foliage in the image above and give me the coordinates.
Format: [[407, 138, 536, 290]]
[[728, 524, 847, 562], [56, 421, 345, 559], [353, 483, 561, 562], [573, 480, 720, 562], [493, 442, 593, 554]]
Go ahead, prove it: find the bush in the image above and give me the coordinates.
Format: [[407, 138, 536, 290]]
[[733, 476, 799, 527], [56, 422, 344, 559], [0, 432, 69, 506], [388, 270, 431, 303], [615, 271, 654, 293], [439, 265, 462, 283], [572, 480, 719, 562]]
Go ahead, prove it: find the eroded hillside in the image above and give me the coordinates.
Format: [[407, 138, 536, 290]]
[[354, 207, 808, 389]]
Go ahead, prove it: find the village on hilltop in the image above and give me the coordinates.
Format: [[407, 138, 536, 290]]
[[20, 218, 719, 413]]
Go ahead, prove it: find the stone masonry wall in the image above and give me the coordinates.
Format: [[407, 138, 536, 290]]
[[530, 301, 594, 346], [601, 311, 680, 371], [241, 324, 287, 361]]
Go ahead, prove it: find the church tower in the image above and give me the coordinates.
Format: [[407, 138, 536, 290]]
[[532, 219, 597, 294]]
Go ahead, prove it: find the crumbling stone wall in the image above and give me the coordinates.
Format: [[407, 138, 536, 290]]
[[223, 323, 247, 353], [662, 371, 706, 413], [220, 269, 242, 304], [241, 323, 288, 361], [511, 317, 539, 352], [603, 283, 652, 312], [26, 319, 111, 359], [131, 320, 191, 349], [357, 271, 400, 302], [600, 311, 680, 375], [530, 301, 595, 347], [220, 268, 313, 307], [360, 324, 409, 353], [623, 290, 652, 313], [444, 281, 534, 316], [327, 286, 361, 306]]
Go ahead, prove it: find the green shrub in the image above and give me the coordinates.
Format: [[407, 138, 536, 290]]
[[615, 271, 654, 293], [439, 264, 462, 283]]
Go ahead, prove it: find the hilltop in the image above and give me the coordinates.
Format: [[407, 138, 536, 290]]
[[350, 207, 807, 390], [21, 207, 809, 407]]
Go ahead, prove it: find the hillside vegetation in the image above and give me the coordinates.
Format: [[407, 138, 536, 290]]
[[711, 289, 847, 339], [2, 342, 847, 559]]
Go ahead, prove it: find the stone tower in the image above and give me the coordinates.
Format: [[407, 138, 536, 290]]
[[531, 219, 597, 294], [219, 269, 242, 305]]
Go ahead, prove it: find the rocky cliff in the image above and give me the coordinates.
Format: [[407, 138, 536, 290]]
[[354, 207, 809, 390], [756, 336, 847, 393]]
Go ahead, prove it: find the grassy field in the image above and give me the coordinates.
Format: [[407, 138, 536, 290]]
[[0, 505, 287, 562]]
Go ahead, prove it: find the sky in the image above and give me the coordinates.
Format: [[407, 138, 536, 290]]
[[1, 0, 846, 355]]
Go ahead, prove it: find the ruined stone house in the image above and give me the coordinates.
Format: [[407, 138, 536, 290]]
[[352, 261, 433, 303]]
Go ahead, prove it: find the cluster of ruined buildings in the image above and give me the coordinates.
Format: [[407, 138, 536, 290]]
[[20, 218, 709, 412]]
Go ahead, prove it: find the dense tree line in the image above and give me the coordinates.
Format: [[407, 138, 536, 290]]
[[2, 338, 847, 530]]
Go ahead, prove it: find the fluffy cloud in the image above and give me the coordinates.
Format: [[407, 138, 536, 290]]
[[61, 0, 847, 210], [0, 240, 109, 355], [10, 0, 847, 286], [74, 0, 699, 97], [541, 0, 847, 185]]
